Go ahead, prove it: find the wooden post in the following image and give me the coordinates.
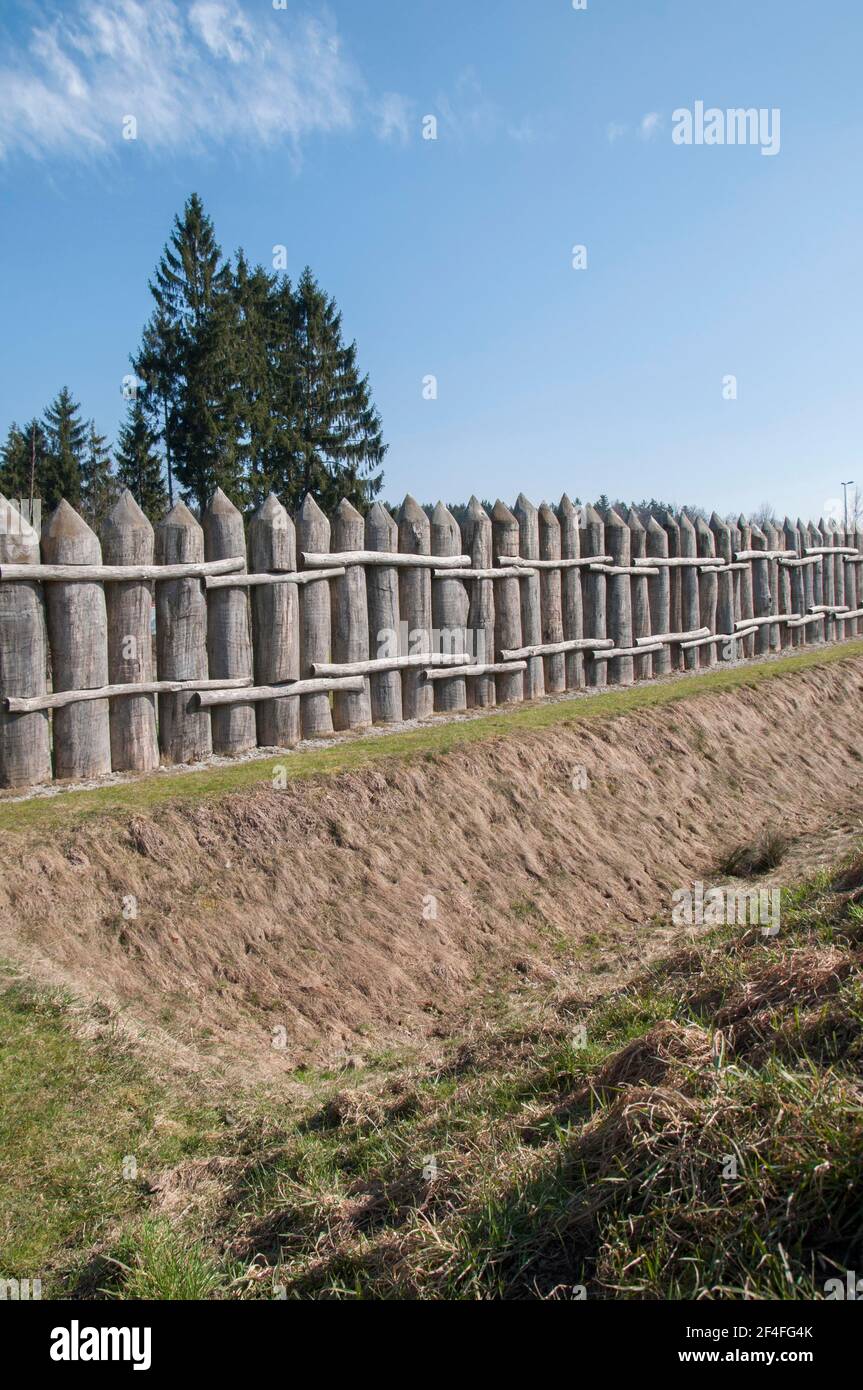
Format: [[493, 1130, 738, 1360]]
[[155, 502, 212, 764], [678, 512, 700, 671], [695, 515, 718, 667], [763, 521, 782, 650], [101, 490, 159, 772], [749, 522, 772, 656], [41, 500, 112, 779], [331, 499, 372, 730], [845, 524, 859, 638], [660, 509, 682, 657], [513, 494, 545, 699], [729, 518, 743, 634], [537, 501, 565, 692], [581, 504, 607, 687], [645, 514, 672, 676], [365, 502, 403, 723], [0, 496, 51, 787], [737, 516, 756, 657], [461, 497, 496, 708], [810, 522, 825, 608], [248, 493, 300, 747], [559, 494, 585, 689], [603, 507, 634, 685], [398, 495, 434, 719], [430, 502, 469, 712], [625, 509, 652, 681], [797, 519, 815, 642], [298, 494, 334, 736], [491, 500, 524, 703], [203, 488, 255, 755], [710, 513, 735, 662], [832, 521, 846, 624], [781, 518, 800, 648]]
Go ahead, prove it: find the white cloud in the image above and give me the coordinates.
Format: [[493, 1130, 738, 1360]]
[[376, 92, 413, 146], [0, 0, 408, 163], [606, 121, 628, 143], [639, 111, 662, 140]]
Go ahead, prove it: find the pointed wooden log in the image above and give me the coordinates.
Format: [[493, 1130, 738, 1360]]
[[844, 524, 859, 637], [678, 512, 701, 671], [365, 501, 403, 723], [559, 494, 585, 689], [808, 522, 825, 608], [248, 494, 301, 748], [298, 494, 335, 736], [603, 508, 634, 686], [513, 494, 545, 699], [490, 501, 524, 704], [831, 522, 847, 628], [660, 510, 682, 662], [645, 514, 672, 676], [41, 500, 111, 779], [781, 518, 802, 647], [155, 502, 212, 764], [749, 522, 772, 657], [737, 516, 756, 657], [710, 514, 736, 663], [331, 499, 372, 731], [627, 508, 652, 680], [538, 501, 566, 692], [461, 497, 496, 708], [430, 501, 469, 712], [695, 516, 718, 667], [0, 497, 51, 787], [581, 504, 607, 686], [203, 488, 256, 755], [398, 496, 434, 719], [101, 490, 159, 772]]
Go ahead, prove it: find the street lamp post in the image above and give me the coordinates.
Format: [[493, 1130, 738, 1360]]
[[841, 480, 855, 530]]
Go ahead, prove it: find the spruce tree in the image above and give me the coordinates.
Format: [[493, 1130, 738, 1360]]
[[0, 424, 29, 498], [141, 193, 238, 514], [42, 387, 86, 508], [115, 399, 168, 522], [80, 422, 117, 532], [285, 267, 386, 512], [133, 307, 182, 507]]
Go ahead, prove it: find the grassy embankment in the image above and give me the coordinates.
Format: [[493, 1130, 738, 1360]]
[[3, 836, 862, 1299]]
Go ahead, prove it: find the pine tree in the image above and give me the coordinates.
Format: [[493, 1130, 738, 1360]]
[[115, 399, 168, 522], [80, 422, 117, 532], [284, 267, 386, 513], [42, 387, 86, 508], [230, 252, 279, 506], [141, 193, 238, 514], [0, 423, 29, 498], [133, 307, 182, 507]]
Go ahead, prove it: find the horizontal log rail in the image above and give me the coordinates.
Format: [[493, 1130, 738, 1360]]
[[778, 555, 820, 568], [593, 642, 664, 660], [639, 627, 710, 645], [810, 604, 849, 614], [423, 660, 528, 680], [432, 566, 536, 579], [195, 677, 364, 708], [805, 546, 858, 556], [735, 614, 800, 628], [588, 563, 661, 577], [500, 554, 614, 570], [4, 676, 253, 714], [634, 556, 727, 569], [501, 637, 614, 660], [735, 550, 794, 562], [786, 614, 827, 628], [205, 567, 346, 589], [0, 558, 244, 583], [834, 607, 863, 620], [312, 653, 468, 677], [301, 551, 470, 570], [679, 627, 759, 651]]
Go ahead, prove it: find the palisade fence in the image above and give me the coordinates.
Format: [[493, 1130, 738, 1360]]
[[0, 487, 861, 790]]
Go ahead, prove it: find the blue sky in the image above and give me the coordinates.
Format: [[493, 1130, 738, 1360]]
[[0, 0, 860, 521]]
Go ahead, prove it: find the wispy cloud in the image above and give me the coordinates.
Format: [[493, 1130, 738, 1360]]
[[0, 0, 404, 163], [639, 111, 663, 140], [606, 121, 628, 144], [376, 92, 413, 146]]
